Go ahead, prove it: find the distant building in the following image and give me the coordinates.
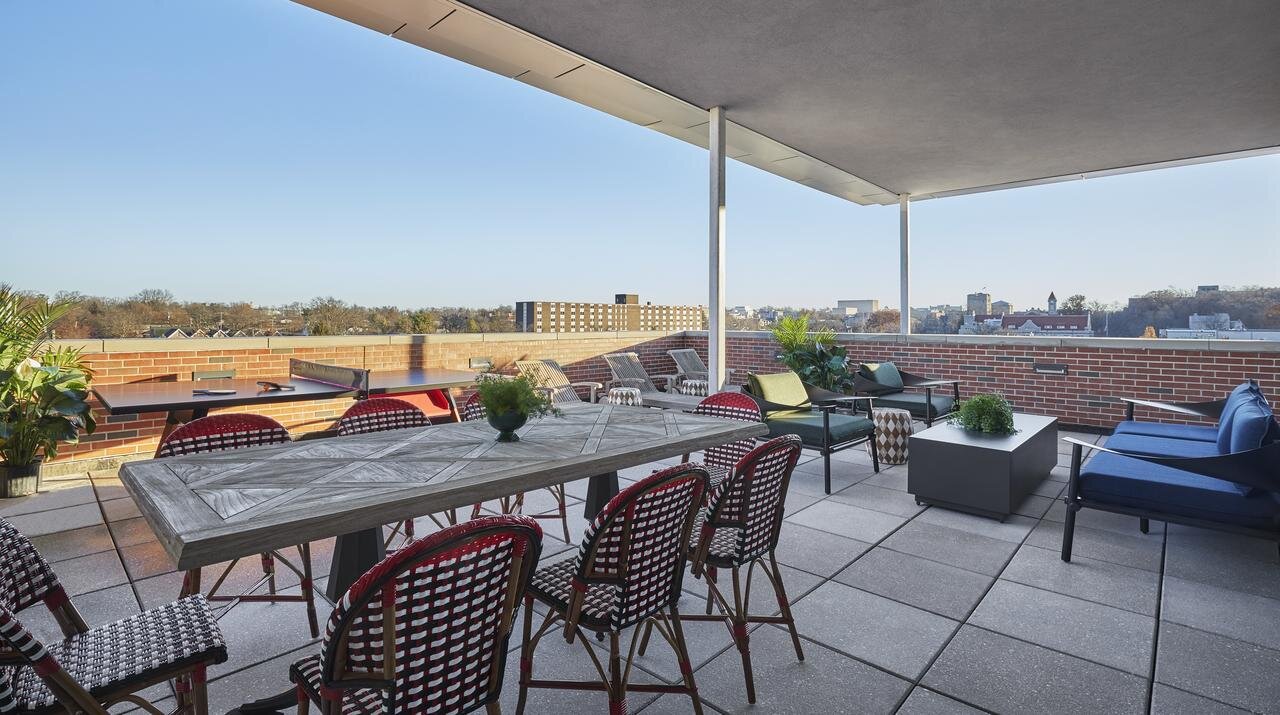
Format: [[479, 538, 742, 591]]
[[1047, 291, 1058, 315], [1187, 313, 1242, 331], [516, 295, 706, 333], [729, 305, 755, 318], [960, 291, 1093, 336], [1196, 285, 1220, 295], [836, 299, 880, 316], [966, 292, 992, 315], [991, 300, 1013, 315]]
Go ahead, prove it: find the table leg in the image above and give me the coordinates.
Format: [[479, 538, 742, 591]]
[[229, 527, 385, 715], [584, 471, 620, 518]]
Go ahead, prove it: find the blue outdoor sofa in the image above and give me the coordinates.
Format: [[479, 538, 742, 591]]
[[1061, 380, 1280, 561]]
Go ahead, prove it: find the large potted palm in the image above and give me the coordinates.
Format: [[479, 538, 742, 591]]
[[0, 287, 97, 497]]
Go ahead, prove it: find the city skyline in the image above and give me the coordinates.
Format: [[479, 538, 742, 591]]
[[2, 1, 1278, 311]]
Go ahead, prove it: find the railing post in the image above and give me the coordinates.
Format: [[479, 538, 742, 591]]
[[899, 193, 911, 335], [709, 106, 727, 390]]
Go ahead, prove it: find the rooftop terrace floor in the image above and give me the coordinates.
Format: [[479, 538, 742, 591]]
[[6, 427, 1278, 714]]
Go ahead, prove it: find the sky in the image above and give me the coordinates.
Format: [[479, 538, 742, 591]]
[[2, 1, 1277, 312]]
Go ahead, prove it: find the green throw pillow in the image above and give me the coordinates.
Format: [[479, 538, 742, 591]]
[[861, 362, 904, 391], [748, 372, 811, 415]]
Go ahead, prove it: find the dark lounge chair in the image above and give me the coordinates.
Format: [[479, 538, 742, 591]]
[[1061, 381, 1280, 561], [852, 361, 959, 427], [742, 371, 878, 494]]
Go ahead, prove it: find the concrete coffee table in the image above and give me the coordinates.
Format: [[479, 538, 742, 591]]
[[907, 413, 1057, 520]]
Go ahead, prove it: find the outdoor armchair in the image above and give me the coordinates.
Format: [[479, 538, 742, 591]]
[[742, 371, 878, 494], [515, 358, 602, 404], [1111, 380, 1259, 442], [852, 361, 959, 427], [667, 348, 734, 387], [603, 351, 704, 410]]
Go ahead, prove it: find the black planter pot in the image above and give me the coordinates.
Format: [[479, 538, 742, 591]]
[[1, 459, 42, 499], [487, 410, 528, 443]]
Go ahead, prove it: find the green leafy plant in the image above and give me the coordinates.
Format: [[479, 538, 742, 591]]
[[474, 374, 558, 418], [771, 314, 853, 392], [0, 286, 97, 467], [954, 393, 1016, 435]]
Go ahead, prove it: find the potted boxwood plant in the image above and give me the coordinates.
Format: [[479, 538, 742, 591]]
[[0, 287, 97, 497], [954, 393, 1016, 435], [475, 373, 557, 443]]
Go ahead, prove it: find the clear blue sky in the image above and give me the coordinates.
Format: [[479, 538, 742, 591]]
[[2, 1, 1277, 312]]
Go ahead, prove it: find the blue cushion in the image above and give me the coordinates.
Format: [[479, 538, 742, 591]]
[[1216, 383, 1262, 453], [1079, 452, 1278, 529], [1112, 422, 1217, 442], [1229, 394, 1279, 455], [1104, 433, 1221, 459]]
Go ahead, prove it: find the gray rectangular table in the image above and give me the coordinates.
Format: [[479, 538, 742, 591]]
[[907, 413, 1058, 520]]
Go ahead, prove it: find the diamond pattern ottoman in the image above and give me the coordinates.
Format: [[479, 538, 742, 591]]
[[677, 379, 709, 396], [868, 407, 913, 465], [604, 386, 644, 406]]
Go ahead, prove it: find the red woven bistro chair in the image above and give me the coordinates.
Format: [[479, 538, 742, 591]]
[[156, 413, 320, 638], [289, 515, 543, 715], [460, 393, 573, 542], [336, 398, 456, 545], [517, 464, 709, 715], [682, 392, 764, 489], [660, 434, 804, 704], [0, 516, 227, 715]]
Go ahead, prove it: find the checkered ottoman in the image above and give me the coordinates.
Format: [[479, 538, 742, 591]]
[[868, 407, 913, 465], [677, 379, 709, 396], [604, 387, 643, 406]]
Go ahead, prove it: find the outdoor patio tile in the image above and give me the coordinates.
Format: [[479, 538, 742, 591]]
[[792, 581, 959, 679], [205, 642, 313, 715], [55, 549, 129, 597], [881, 521, 1018, 576], [6, 501, 102, 536], [896, 687, 985, 714], [788, 461, 874, 495], [0, 480, 95, 516], [785, 500, 907, 544], [861, 470, 909, 492], [1024, 521, 1163, 572], [922, 625, 1146, 714], [681, 561, 823, 614], [773, 522, 873, 578], [629, 608, 738, 683], [1001, 544, 1159, 615], [208, 589, 321, 678], [1154, 621, 1280, 713], [1042, 500, 1166, 536], [101, 495, 142, 522], [829, 445, 879, 465], [1047, 465, 1072, 483], [1012, 493, 1055, 519], [782, 489, 822, 516], [133, 571, 187, 611], [119, 540, 178, 580], [833, 547, 993, 621], [688, 624, 911, 714], [914, 508, 1037, 544], [30, 523, 115, 563], [25, 583, 140, 643], [497, 632, 663, 714], [1163, 526, 1280, 599], [108, 516, 160, 548], [635, 693, 726, 714], [968, 580, 1154, 676], [1160, 576, 1280, 651], [1149, 684, 1252, 714], [1030, 479, 1066, 498], [829, 483, 926, 517]]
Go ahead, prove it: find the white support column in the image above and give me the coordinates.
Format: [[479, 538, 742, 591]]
[[708, 106, 727, 390], [898, 193, 911, 335]]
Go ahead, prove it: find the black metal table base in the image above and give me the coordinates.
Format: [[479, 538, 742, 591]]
[[584, 471, 620, 518], [229, 526, 386, 715]]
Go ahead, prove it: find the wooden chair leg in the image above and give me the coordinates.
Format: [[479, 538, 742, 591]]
[[769, 552, 804, 662], [516, 596, 534, 715], [608, 631, 626, 715], [262, 552, 277, 595], [190, 665, 209, 715], [730, 567, 756, 704], [295, 685, 310, 715], [667, 607, 704, 715], [300, 543, 319, 638]]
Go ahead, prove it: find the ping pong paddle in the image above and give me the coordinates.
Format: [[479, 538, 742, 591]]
[[257, 381, 296, 392]]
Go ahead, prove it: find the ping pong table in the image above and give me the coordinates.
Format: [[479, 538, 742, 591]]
[[91, 359, 479, 441]]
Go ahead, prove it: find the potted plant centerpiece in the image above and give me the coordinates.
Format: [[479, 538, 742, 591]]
[[953, 393, 1017, 435], [0, 287, 97, 497], [475, 373, 558, 443]]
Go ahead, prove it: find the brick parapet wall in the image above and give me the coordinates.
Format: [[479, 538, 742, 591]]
[[52, 332, 690, 472]]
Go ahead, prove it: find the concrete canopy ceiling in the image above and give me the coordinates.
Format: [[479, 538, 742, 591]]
[[459, 0, 1280, 199]]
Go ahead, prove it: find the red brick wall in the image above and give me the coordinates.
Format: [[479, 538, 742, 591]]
[[55, 332, 690, 471], [693, 332, 1280, 429]]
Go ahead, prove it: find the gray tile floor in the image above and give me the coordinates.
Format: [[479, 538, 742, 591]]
[[6, 427, 1279, 714]]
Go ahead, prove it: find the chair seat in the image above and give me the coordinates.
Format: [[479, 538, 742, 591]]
[[527, 557, 617, 631], [290, 654, 384, 714], [1104, 433, 1221, 459], [1079, 452, 1279, 529], [689, 509, 744, 567], [1112, 421, 1217, 442], [765, 411, 874, 447], [8, 596, 227, 714], [868, 391, 955, 420]]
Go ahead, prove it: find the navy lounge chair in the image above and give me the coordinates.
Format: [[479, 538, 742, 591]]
[[1061, 381, 1280, 561]]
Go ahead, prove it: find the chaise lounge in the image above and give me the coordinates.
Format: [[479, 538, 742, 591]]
[[1061, 380, 1280, 561], [852, 361, 960, 427]]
